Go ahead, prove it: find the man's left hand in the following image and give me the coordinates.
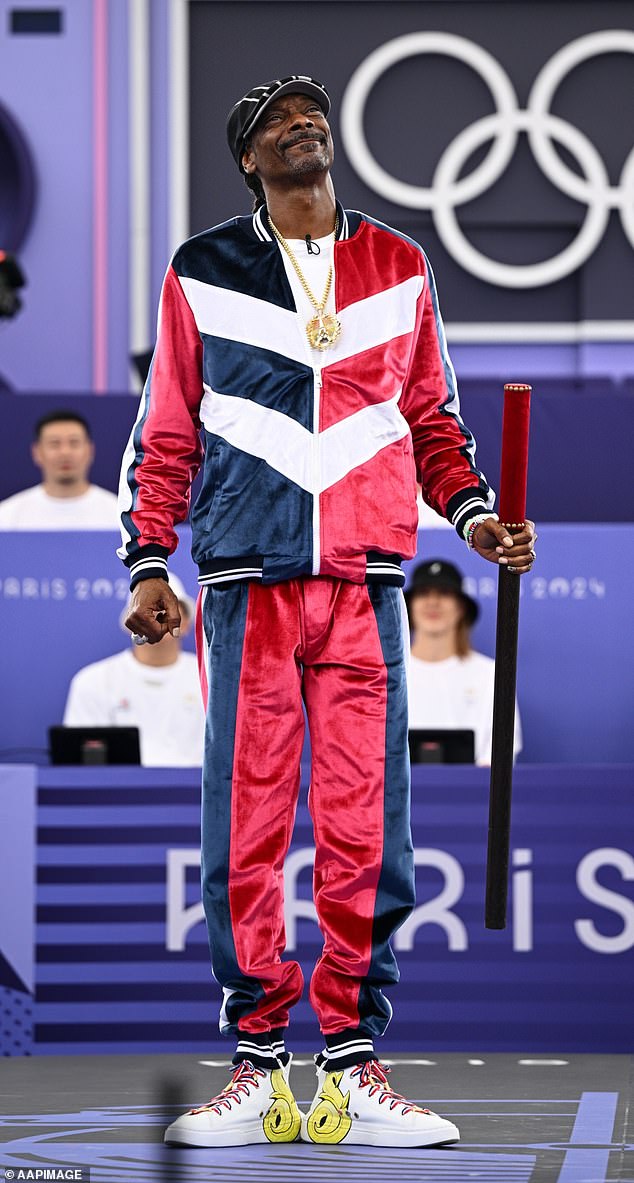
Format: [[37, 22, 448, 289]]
[[472, 517, 537, 574]]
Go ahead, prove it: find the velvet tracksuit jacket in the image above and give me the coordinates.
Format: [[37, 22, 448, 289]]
[[118, 201, 494, 588]]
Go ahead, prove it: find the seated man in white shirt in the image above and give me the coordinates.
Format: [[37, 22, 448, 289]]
[[63, 574, 204, 767], [406, 559, 522, 766], [0, 409, 118, 529]]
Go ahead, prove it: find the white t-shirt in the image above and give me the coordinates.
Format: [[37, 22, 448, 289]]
[[408, 651, 522, 766], [0, 484, 118, 529], [63, 649, 205, 767], [278, 232, 336, 354]]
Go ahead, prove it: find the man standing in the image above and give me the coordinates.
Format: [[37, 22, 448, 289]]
[[119, 75, 536, 1149], [0, 410, 117, 529]]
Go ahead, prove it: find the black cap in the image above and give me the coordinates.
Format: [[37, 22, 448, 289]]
[[404, 559, 479, 625], [226, 75, 330, 170]]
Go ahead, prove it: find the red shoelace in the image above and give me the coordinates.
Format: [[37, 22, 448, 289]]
[[190, 1060, 266, 1115], [350, 1060, 431, 1115]]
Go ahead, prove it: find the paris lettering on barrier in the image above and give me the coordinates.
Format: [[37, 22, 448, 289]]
[[165, 845, 634, 957]]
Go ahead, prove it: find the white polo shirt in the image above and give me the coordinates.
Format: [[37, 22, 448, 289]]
[[63, 649, 205, 767], [0, 484, 118, 529], [408, 650, 522, 766]]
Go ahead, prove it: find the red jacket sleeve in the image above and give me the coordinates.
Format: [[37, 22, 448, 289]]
[[398, 252, 495, 537], [117, 264, 204, 586]]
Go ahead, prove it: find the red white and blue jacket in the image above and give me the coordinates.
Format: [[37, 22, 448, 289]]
[[118, 202, 494, 589]]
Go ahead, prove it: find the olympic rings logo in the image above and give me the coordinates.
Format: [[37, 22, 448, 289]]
[[340, 31, 634, 288]]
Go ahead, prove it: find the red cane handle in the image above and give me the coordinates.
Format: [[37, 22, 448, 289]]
[[499, 384, 531, 527]]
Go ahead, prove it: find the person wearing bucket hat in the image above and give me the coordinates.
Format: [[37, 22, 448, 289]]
[[118, 71, 536, 1150], [63, 573, 203, 767], [404, 559, 479, 624], [406, 560, 522, 766]]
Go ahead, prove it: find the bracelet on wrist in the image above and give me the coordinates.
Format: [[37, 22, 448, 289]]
[[464, 512, 498, 550]]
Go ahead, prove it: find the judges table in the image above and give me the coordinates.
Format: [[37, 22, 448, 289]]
[[1, 762, 632, 1057]]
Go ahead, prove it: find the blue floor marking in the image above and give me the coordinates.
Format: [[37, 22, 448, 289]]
[[556, 1091, 618, 1183], [569, 1093, 619, 1144], [0, 1092, 625, 1182], [1, 1141, 537, 1183]]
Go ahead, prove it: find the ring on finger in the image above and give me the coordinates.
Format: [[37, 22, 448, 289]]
[[131, 633, 149, 646], [530, 549, 536, 560]]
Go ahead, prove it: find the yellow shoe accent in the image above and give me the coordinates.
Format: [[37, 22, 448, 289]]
[[302, 1060, 461, 1148], [305, 1070, 353, 1144], [263, 1067, 302, 1143]]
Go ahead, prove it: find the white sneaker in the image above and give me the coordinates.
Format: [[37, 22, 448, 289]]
[[164, 1057, 302, 1147], [301, 1059, 460, 1148]]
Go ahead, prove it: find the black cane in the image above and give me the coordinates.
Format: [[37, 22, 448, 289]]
[[485, 383, 532, 930]]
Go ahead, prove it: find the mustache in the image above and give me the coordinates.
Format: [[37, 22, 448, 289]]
[[280, 131, 327, 150]]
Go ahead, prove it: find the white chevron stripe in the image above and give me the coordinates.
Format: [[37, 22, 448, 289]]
[[323, 274, 423, 367], [179, 273, 423, 371], [179, 276, 307, 365], [320, 394, 410, 489], [200, 386, 312, 489], [200, 385, 409, 493]]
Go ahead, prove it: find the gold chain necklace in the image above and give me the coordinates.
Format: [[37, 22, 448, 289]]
[[268, 213, 342, 351]]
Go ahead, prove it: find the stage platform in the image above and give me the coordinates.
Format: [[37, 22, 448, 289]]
[[1, 1052, 633, 1182]]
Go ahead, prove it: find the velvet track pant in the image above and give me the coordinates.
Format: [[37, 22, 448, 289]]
[[196, 576, 415, 1043]]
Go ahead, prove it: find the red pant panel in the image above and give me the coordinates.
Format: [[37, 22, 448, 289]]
[[229, 582, 306, 1032], [301, 580, 389, 1032], [226, 578, 391, 1034]]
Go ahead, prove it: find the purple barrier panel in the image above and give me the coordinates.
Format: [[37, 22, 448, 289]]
[[25, 764, 634, 1055], [0, 764, 36, 1054], [460, 377, 618, 398], [0, 531, 199, 761], [0, 525, 633, 763], [405, 524, 634, 764], [450, 388, 634, 522]]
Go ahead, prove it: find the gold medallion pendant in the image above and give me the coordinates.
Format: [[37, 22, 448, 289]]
[[306, 312, 341, 351], [268, 211, 342, 352]]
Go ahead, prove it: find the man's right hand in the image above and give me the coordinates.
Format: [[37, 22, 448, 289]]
[[125, 578, 182, 644]]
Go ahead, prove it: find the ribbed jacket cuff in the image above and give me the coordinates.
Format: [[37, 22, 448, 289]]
[[124, 546, 170, 590], [447, 488, 493, 540]]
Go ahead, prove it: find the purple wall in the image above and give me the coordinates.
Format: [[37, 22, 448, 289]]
[[106, 0, 131, 390], [150, 0, 171, 322], [451, 341, 634, 382], [0, 0, 95, 389], [0, 0, 174, 393]]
